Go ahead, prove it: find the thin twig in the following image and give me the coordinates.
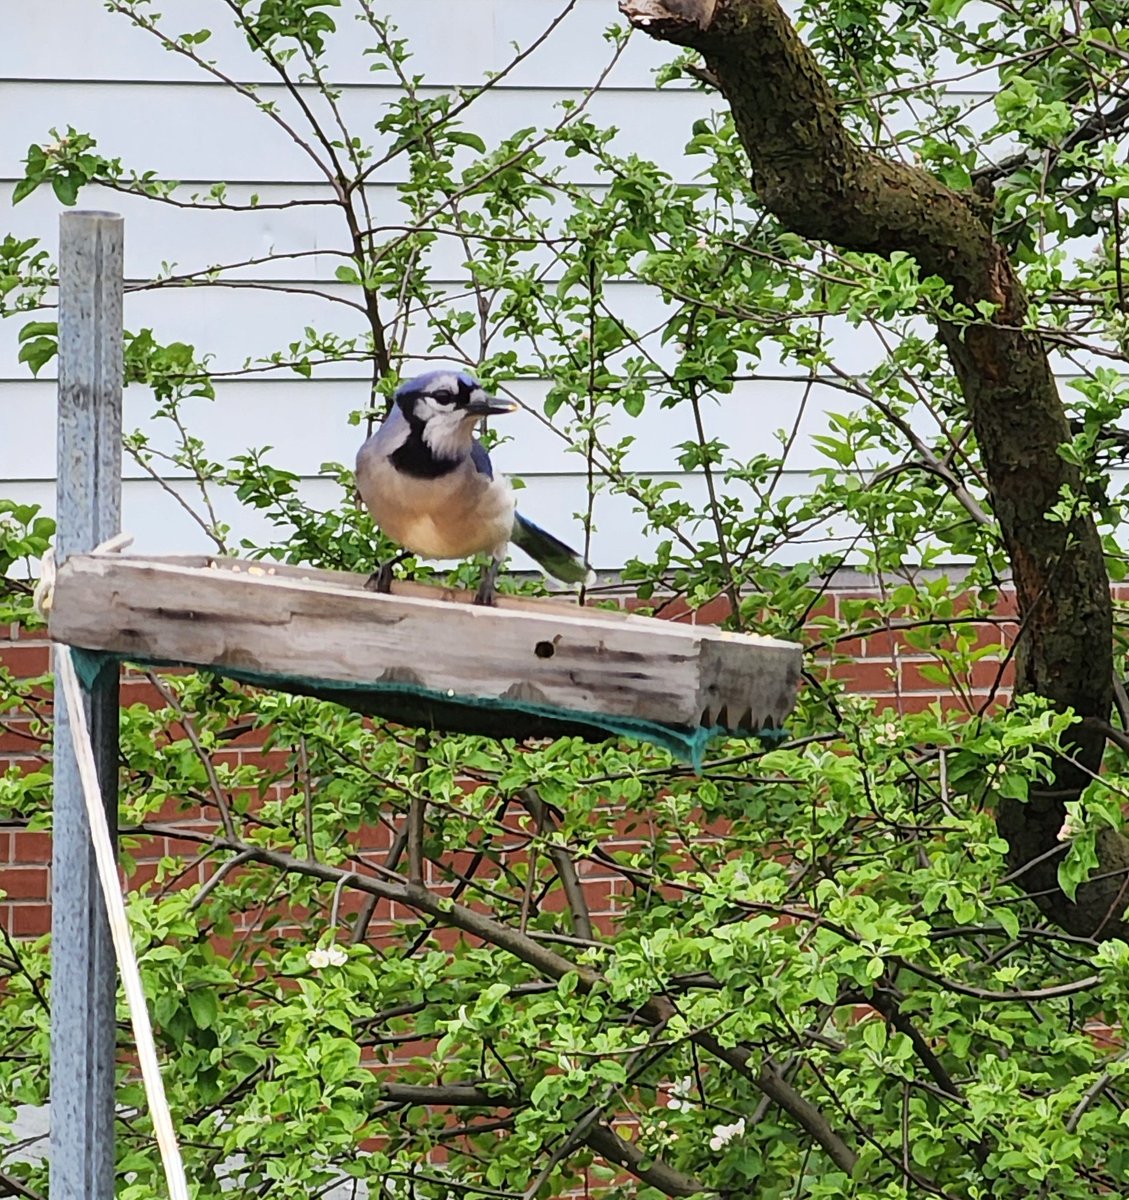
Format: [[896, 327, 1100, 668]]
[[146, 673, 237, 841], [516, 789, 594, 942], [0, 1168, 46, 1200], [407, 795, 425, 887], [189, 848, 254, 911], [298, 737, 315, 863]]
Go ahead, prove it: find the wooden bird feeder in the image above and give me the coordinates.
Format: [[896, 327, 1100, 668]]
[[48, 553, 802, 759]]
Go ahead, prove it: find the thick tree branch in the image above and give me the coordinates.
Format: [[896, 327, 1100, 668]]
[[377, 1082, 514, 1107], [690, 1030, 858, 1174], [375, 1086, 712, 1198], [620, 0, 1126, 938], [584, 1123, 709, 1197]]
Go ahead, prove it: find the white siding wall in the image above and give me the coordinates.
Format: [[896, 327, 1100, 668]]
[[0, 1, 996, 567]]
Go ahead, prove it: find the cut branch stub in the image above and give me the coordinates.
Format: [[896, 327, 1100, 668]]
[[623, 0, 717, 33]]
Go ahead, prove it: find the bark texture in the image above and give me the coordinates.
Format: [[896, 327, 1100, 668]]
[[621, 0, 1127, 937]]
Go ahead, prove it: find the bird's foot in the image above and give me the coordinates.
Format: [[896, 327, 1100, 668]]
[[473, 578, 497, 607], [474, 556, 503, 607], [364, 561, 396, 594]]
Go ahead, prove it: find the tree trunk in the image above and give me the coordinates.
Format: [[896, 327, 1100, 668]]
[[621, 0, 1127, 937]]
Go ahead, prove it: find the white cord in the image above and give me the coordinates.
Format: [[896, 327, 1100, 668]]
[[34, 535, 133, 619], [33, 549, 55, 617], [55, 643, 190, 1200]]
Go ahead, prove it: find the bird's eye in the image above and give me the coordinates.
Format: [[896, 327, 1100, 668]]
[[429, 391, 455, 406]]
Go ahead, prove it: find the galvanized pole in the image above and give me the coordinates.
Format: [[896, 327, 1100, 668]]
[[51, 211, 123, 1200]]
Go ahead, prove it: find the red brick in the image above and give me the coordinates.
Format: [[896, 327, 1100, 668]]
[[854, 627, 905, 658], [1084, 1022, 1123, 1051], [140, 793, 205, 823], [118, 680, 174, 711], [850, 620, 1005, 660], [0, 754, 50, 776], [11, 831, 51, 864], [238, 748, 293, 774], [0, 585, 1077, 983], [224, 724, 271, 749], [0, 720, 48, 752], [356, 824, 397, 853], [576, 857, 617, 881], [692, 596, 733, 626], [974, 659, 1015, 689], [0, 644, 51, 677], [1, 867, 49, 900], [162, 837, 208, 860], [13, 624, 51, 641], [6, 903, 51, 937], [900, 659, 1014, 693], [123, 860, 153, 888], [649, 596, 691, 621], [799, 596, 836, 622], [825, 634, 867, 658], [830, 591, 889, 620], [124, 834, 165, 861], [825, 659, 898, 693]]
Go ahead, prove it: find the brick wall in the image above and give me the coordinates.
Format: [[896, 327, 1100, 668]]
[[2, 622, 52, 937], [0, 588, 1020, 938]]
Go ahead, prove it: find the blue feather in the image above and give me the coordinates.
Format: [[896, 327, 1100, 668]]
[[510, 512, 594, 585], [470, 440, 494, 479]]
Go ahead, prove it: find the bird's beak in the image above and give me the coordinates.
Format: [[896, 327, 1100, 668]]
[[464, 395, 519, 418]]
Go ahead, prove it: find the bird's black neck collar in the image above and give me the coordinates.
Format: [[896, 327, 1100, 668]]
[[390, 413, 461, 479]]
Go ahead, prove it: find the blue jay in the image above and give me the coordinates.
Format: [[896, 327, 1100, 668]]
[[356, 370, 595, 605]]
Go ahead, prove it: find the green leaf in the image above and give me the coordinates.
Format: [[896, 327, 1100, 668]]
[[18, 320, 57, 343], [446, 130, 487, 154], [18, 336, 58, 376], [862, 1018, 887, 1054], [12, 177, 39, 205], [52, 174, 81, 206], [187, 989, 218, 1030]]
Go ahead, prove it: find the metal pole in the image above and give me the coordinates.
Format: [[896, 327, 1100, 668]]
[[51, 211, 123, 1200]]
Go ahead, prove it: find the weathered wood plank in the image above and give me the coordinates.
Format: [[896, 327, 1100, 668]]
[[138, 555, 671, 625], [48, 555, 802, 734]]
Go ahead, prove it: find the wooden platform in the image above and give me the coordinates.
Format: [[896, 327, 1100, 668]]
[[47, 554, 802, 746]]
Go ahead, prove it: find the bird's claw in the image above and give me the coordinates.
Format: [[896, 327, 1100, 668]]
[[474, 557, 502, 607], [364, 562, 395, 594]]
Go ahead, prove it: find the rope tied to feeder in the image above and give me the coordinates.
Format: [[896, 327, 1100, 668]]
[[35, 534, 133, 619], [32, 549, 54, 618], [55, 642, 189, 1200]]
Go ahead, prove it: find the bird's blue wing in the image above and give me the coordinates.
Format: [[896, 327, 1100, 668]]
[[469, 440, 494, 479], [358, 404, 410, 462]]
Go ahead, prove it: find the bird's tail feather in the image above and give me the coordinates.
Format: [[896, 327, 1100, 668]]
[[511, 513, 595, 585]]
